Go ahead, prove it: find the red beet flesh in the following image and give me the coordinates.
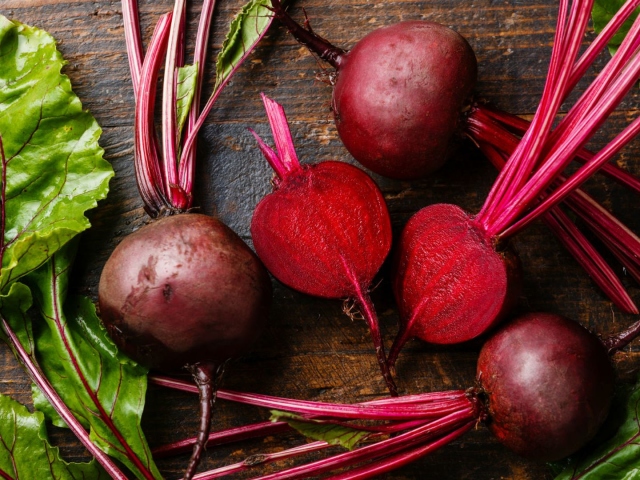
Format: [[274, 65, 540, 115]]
[[390, 204, 520, 363], [478, 312, 614, 461], [99, 213, 272, 372], [250, 97, 396, 393], [332, 21, 477, 179], [251, 161, 391, 299]]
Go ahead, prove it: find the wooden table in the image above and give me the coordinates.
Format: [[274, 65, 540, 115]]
[[2, 0, 640, 479]]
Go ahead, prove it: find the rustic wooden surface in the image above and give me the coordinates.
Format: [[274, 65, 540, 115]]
[[2, 0, 640, 479]]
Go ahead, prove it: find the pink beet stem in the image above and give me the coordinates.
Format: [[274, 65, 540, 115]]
[[154, 421, 291, 458], [476, 0, 579, 224], [240, 409, 477, 480], [249, 128, 290, 180], [474, 104, 640, 194], [471, 0, 640, 204], [467, 109, 640, 269], [326, 421, 475, 480], [486, 12, 640, 236], [150, 375, 470, 419], [469, 112, 640, 312], [194, 441, 332, 479], [565, 190, 640, 273], [501, 114, 640, 238], [134, 13, 172, 216], [259, 94, 303, 178], [179, 10, 279, 169], [179, 0, 217, 200], [490, 0, 592, 217], [478, 142, 637, 313], [569, 0, 640, 90], [121, 0, 144, 91], [1, 318, 130, 480], [351, 276, 398, 397], [161, 0, 186, 208]]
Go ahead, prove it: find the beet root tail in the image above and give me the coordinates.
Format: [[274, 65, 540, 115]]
[[183, 362, 221, 480], [354, 289, 398, 397], [387, 326, 412, 371]]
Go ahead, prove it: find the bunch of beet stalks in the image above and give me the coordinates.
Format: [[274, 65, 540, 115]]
[[104, 0, 640, 477], [148, 310, 636, 478]]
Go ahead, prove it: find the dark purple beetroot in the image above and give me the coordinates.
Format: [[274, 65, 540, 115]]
[[388, 204, 521, 365], [110, 3, 280, 477], [477, 312, 614, 461], [99, 213, 272, 371], [270, 0, 477, 179], [250, 95, 396, 395], [332, 21, 477, 179]]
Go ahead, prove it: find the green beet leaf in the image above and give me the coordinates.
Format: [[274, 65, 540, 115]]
[[20, 242, 161, 480], [592, 0, 640, 54], [270, 410, 370, 450], [0, 393, 110, 479], [553, 376, 640, 479], [214, 0, 279, 90], [176, 63, 198, 139], [0, 15, 112, 291]]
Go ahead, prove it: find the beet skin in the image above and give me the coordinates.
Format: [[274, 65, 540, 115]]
[[332, 21, 477, 179], [477, 312, 614, 461], [99, 213, 272, 371]]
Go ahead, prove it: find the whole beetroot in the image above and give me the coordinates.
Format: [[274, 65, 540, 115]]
[[99, 213, 271, 373], [331, 21, 477, 179], [100, 2, 277, 477], [270, 0, 477, 179], [477, 312, 614, 461]]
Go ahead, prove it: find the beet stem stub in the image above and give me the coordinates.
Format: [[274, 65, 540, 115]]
[[270, 0, 346, 69], [183, 362, 221, 480]]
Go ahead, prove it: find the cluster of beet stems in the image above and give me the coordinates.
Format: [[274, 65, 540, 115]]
[[464, 0, 640, 317]]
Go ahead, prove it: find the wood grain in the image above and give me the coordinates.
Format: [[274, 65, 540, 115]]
[[2, 0, 640, 479]]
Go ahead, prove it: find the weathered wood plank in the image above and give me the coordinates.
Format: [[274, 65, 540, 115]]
[[2, 0, 640, 479]]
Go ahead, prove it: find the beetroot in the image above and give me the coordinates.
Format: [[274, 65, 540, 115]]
[[99, 213, 270, 372], [392, 204, 521, 346], [250, 94, 396, 395], [477, 312, 614, 461], [100, 2, 276, 478], [270, 0, 477, 179]]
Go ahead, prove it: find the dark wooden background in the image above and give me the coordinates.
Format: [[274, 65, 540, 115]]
[[2, 0, 640, 478]]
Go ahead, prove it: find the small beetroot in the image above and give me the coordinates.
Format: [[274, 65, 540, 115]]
[[270, 0, 477, 179], [478, 312, 614, 461], [250, 94, 396, 395]]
